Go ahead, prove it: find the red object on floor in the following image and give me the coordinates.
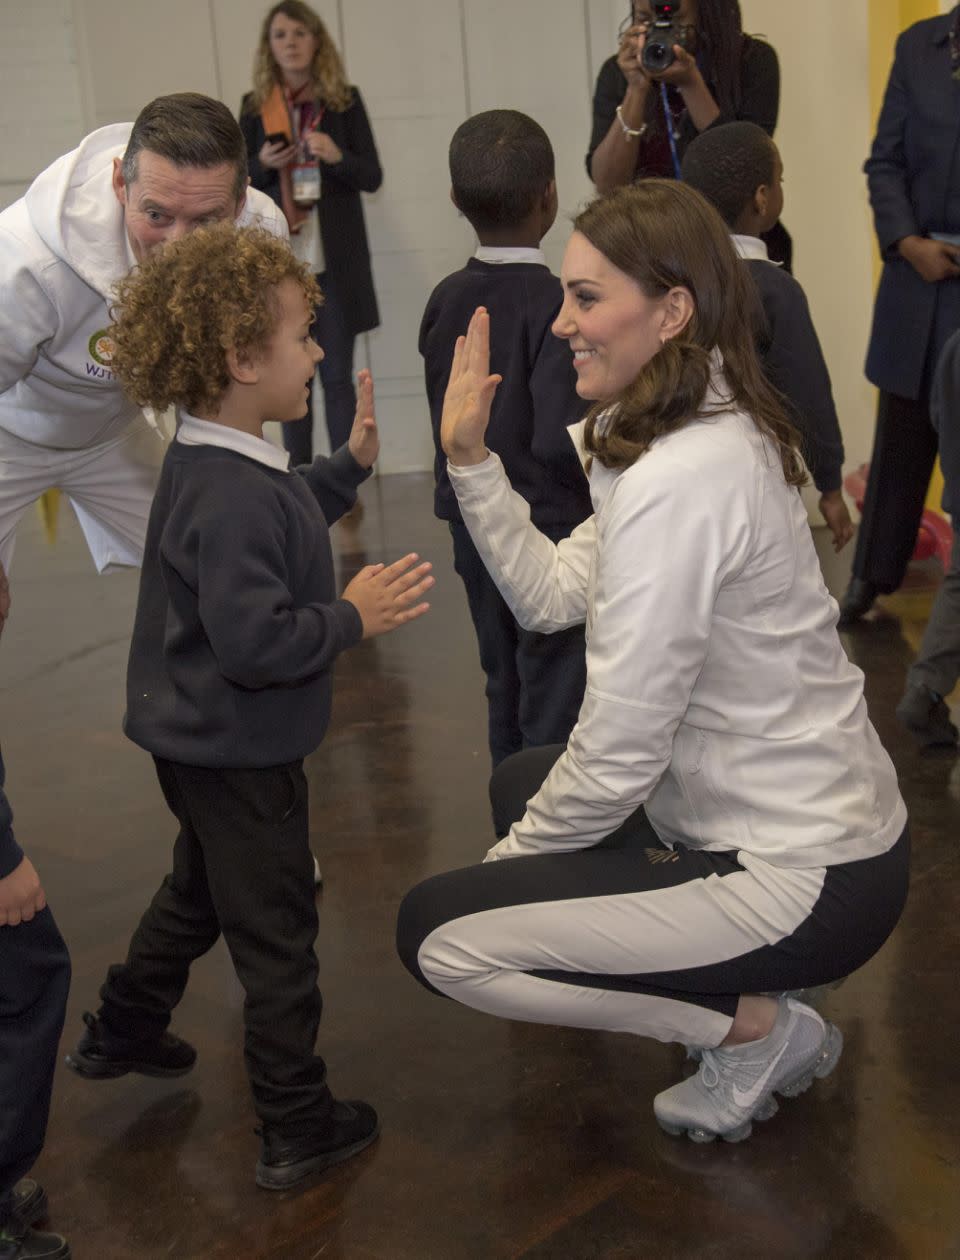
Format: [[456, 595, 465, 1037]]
[[844, 462, 954, 572]]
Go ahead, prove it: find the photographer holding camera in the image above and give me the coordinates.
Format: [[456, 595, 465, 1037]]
[[588, 2, 784, 260]]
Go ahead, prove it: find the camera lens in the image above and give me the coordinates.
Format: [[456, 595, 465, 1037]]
[[642, 40, 674, 70]]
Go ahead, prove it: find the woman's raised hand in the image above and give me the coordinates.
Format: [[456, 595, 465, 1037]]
[[440, 308, 501, 466]]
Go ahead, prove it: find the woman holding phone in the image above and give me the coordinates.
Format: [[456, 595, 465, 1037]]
[[240, 1, 382, 465]]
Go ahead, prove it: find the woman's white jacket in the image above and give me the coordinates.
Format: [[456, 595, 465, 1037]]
[[449, 393, 906, 869]]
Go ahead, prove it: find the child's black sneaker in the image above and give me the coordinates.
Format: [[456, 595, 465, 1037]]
[[65, 1011, 196, 1079], [0, 1221, 70, 1260], [255, 1099, 380, 1190], [10, 1182, 46, 1228]]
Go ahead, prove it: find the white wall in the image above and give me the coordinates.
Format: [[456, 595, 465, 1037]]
[[0, 0, 888, 477]]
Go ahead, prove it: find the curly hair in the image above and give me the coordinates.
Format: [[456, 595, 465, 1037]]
[[248, 1, 352, 113], [109, 225, 321, 415], [575, 181, 804, 486]]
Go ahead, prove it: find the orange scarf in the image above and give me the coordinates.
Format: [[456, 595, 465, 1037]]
[[260, 82, 317, 234]]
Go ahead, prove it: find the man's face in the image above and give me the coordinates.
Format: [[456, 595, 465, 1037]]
[[113, 151, 245, 261]]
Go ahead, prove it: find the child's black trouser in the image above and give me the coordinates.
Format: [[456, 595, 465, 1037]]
[[450, 520, 587, 769], [98, 757, 331, 1135]]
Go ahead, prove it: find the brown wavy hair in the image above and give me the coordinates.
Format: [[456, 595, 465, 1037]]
[[577, 180, 804, 486], [109, 225, 321, 415], [249, 1, 352, 112]]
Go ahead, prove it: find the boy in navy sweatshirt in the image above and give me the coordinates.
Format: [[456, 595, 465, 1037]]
[[681, 121, 854, 552], [421, 110, 592, 769], [65, 225, 433, 1191]]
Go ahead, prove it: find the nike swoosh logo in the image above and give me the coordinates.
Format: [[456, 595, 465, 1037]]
[[731, 1039, 791, 1108]]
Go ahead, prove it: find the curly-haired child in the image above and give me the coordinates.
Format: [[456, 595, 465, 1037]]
[[65, 224, 434, 1190]]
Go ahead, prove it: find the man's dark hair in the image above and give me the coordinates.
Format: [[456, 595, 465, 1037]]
[[680, 121, 777, 229], [121, 93, 248, 202], [449, 110, 555, 233]]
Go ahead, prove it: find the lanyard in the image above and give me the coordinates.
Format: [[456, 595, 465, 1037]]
[[660, 83, 682, 179], [286, 93, 324, 146]]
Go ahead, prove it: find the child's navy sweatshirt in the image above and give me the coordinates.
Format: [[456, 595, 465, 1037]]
[[125, 441, 367, 769]]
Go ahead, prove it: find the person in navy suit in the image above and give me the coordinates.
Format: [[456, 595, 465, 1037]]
[[841, 7, 960, 624]]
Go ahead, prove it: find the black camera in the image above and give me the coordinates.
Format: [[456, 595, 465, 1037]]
[[641, 1, 688, 73]]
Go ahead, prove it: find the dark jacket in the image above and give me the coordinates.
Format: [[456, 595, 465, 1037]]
[[420, 259, 592, 528], [587, 36, 779, 179], [125, 443, 368, 769], [240, 87, 382, 336], [865, 9, 960, 400]]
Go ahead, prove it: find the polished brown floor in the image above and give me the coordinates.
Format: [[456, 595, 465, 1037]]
[[1, 475, 959, 1260]]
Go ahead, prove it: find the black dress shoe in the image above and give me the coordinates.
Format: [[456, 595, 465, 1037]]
[[896, 683, 959, 748], [65, 1011, 196, 1079], [837, 578, 878, 626], [256, 1099, 380, 1190], [0, 1223, 70, 1260], [10, 1183, 46, 1229]]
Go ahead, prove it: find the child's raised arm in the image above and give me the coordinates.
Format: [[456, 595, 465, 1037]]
[[347, 369, 379, 469]]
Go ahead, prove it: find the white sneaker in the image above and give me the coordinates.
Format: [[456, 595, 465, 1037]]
[[654, 998, 843, 1143], [313, 855, 323, 887]]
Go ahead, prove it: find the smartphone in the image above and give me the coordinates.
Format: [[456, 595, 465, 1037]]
[[265, 131, 290, 146]]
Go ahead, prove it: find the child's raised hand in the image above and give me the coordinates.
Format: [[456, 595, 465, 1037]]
[[342, 553, 434, 638], [440, 307, 501, 466], [348, 369, 380, 469]]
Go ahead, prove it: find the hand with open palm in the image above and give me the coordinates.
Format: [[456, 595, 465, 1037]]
[[440, 307, 502, 467]]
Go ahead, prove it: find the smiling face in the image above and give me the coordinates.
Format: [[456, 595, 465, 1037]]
[[268, 10, 319, 82], [254, 277, 324, 424], [553, 231, 676, 401], [113, 152, 244, 261]]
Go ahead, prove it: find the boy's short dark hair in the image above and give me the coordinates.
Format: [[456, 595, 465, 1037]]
[[449, 110, 555, 233], [680, 121, 777, 229]]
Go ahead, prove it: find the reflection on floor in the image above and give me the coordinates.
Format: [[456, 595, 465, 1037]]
[[1, 475, 958, 1260]]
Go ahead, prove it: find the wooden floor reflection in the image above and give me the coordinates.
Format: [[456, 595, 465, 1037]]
[[1, 474, 958, 1260]]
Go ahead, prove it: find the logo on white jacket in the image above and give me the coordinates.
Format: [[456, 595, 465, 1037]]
[[86, 330, 116, 379]]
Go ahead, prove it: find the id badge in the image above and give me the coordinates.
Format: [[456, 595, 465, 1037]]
[[292, 162, 321, 205]]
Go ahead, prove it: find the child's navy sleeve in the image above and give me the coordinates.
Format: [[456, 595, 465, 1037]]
[[298, 446, 372, 524], [0, 748, 25, 880], [751, 265, 844, 494]]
